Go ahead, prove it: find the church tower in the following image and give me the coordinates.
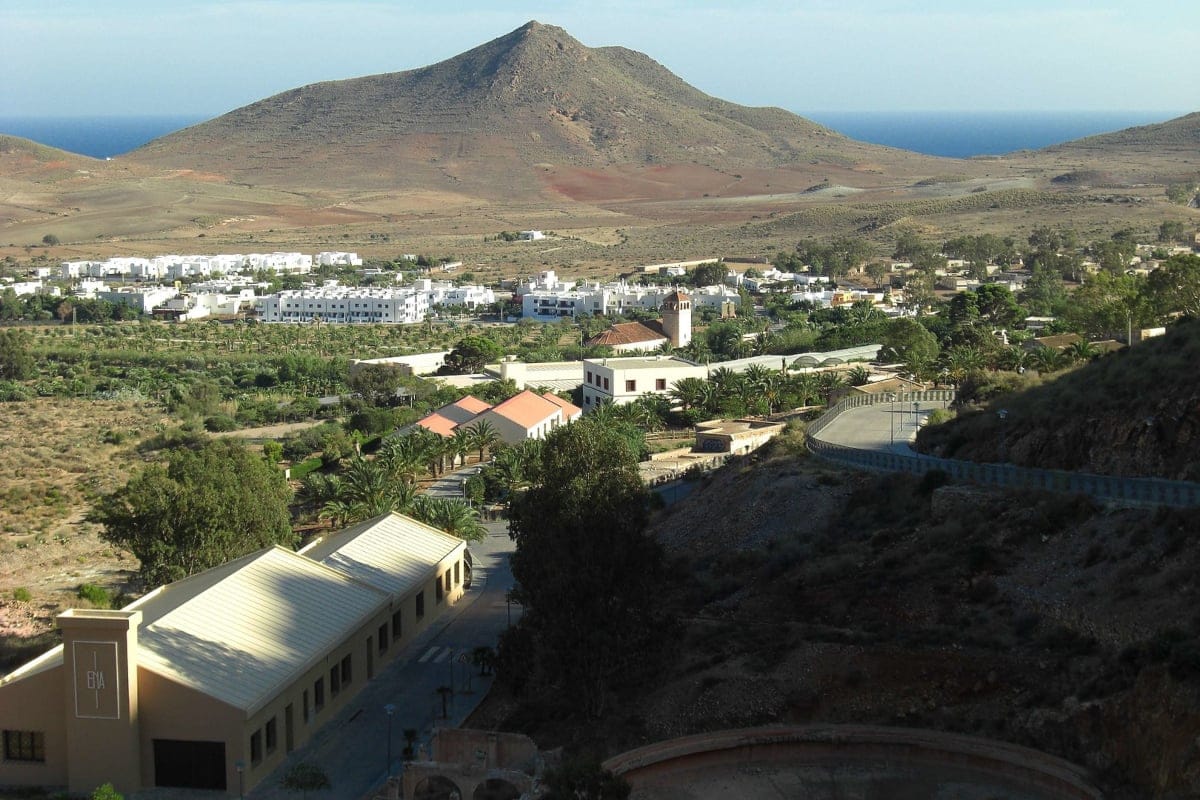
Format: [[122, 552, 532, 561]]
[[661, 291, 692, 348]]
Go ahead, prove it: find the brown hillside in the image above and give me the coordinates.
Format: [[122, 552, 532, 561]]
[[125, 21, 932, 199]]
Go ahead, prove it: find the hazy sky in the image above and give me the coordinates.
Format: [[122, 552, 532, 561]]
[[3, 0, 1196, 118]]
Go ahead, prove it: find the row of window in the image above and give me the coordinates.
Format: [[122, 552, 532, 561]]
[[585, 372, 670, 394], [247, 562, 462, 770]]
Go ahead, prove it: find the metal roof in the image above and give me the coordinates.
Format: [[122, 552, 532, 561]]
[[134, 547, 389, 715], [299, 512, 466, 600]]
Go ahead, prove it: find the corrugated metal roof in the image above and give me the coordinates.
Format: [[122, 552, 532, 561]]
[[300, 512, 465, 600], [135, 547, 388, 714]]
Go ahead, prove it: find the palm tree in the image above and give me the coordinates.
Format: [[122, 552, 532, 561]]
[[846, 365, 871, 386], [708, 367, 742, 401], [941, 345, 986, 385], [1028, 346, 1064, 375], [409, 496, 486, 542], [785, 372, 821, 407], [450, 428, 472, 469], [1065, 339, 1100, 364], [376, 434, 426, 486], [466, 419, 501, 463], [670, 377, 713, 413]]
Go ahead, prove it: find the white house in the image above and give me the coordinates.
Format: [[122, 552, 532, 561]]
[[259, 284, 429, 324], [95, 286, 179, 315], [581, 356, 707, 411], [518, 231, 545, 240]]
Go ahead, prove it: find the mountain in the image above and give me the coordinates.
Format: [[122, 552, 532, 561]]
[[126, 21, 913, 199], [1049, 111, 1200, 152]]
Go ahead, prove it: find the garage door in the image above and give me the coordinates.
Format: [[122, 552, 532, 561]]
[[153, 739, 226, 791]]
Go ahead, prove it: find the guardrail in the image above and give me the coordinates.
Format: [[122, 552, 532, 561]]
[[806, 390, 1200, 509]]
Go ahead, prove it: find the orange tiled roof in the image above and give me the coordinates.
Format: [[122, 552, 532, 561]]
[[453, 395, 492, 414], [438, 395, 492, 425], [587, 320, 667, 347], [541, 392, 582, 420], [488, 390, 559, 429], [415, 413, 458, 437]]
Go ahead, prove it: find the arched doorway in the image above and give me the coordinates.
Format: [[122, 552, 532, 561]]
[[413, 775, 463, 800], [473, 777, 522, 800]]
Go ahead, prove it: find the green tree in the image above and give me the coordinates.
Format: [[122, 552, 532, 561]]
[[1158, 220, 1188, 243], [346, 363, 405, 406], [281, 762, 330, 799], [688, 260, 727, 287], [1146, 254, 1200, 318], [502, 420, 668, 718], [89, 438, 295, 587], [878, 317, 939, 365], [541, 758, 631, 800], [42, 233, 60, 246], [0, 328, 34, 380], [438, 335, 503, 375]]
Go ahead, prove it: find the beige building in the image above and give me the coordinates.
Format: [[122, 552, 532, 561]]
[[581, 355, 707, 410], [0, 513, 468, 797]]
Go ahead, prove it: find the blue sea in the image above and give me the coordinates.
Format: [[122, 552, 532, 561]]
[[0, 110, 1187, 160], [801, 110, 1184, 158], [0, 115, 210, 159]]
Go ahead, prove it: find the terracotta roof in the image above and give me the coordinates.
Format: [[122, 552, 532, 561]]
[[588, 320, 667, 347], [541, 392, 582, 420], [438, 395, 492, 425], [416, 413, 458, 437], [488, 389, 560, 429], [663, 290, 690, 304]]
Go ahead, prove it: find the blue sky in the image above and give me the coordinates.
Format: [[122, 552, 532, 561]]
[[3, 0, 1196, 118]]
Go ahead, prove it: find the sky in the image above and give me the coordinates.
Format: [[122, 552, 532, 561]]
[[3, 0, 1197, 119]]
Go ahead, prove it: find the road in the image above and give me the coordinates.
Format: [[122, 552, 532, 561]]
[[811, 397, 950, 455]]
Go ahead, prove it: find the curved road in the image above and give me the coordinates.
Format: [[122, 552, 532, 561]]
[[812, 396, 950, 455]]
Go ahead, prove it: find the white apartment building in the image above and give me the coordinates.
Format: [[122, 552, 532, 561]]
[[521, 278, 738, 321], [259, 284, 430, 324], [61, 253, 313, 283], [316, 251, 363, 267], [581, 355, 708, 410]]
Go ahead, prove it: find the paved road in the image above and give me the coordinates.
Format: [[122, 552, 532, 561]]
[[812, 397, 950, 456], [246, 520, 516, 800]]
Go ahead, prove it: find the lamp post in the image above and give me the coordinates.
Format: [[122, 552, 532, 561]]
[[912, 401, 920, 430], [997, 408, 1009, 461], [886, 393, 896, 446], [384, 703, 396, 778], [235, 760, 245, 800]]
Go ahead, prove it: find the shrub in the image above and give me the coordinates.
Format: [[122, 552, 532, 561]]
[[76, 583, 112, 608], [203, 414, 239, 432], [12, 587, 31, 602]]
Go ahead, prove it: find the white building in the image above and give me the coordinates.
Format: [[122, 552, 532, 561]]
[[517, 231, 544, 240], [259, 283, 429, 324], [317, 252, 363, 267], [95, 286, 179, 315], [521, 277, 737, 322], [581, 355, 708, 410]]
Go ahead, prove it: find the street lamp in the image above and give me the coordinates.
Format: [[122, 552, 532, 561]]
[[912, 401, 920, 429], [235, 760, 245, 800], [384, 703, 396, 777], [997, 408, 1009, 461], [886, 393, 896, 445]]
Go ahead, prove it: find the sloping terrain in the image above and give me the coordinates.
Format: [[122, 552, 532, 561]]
[[473, 440, 1200, 798], [918, 319, 1200, 481]]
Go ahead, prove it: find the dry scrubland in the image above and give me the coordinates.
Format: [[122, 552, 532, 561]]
[[0, 400, 169, 662]]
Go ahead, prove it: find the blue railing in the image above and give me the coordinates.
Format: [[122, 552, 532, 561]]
[[806, 390, 1200, 509]]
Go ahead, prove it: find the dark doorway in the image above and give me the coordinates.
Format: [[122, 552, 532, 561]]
[[152, 739, 226, 791], [285, 703, 294, 753], [367, 635, 375, 679]]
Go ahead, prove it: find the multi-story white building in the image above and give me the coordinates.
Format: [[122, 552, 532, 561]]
[[521, 277, 738, 321], [316, 251, 363, 267], [581, 355, 708, 410], [259, 283, 430, 324]]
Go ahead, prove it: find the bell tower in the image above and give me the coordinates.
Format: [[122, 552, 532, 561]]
[[661, 291, 691, 348]]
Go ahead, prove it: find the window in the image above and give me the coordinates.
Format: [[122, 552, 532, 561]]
[[416, 590, 425, 620], [313, 677, 324, 711], [3, 730, 44, 763], [250, 730, 263, 766], [602, 377, 610, 390], [341, 655, 352, 686], [392, 609, 402, 641], [445, 571, 452, 593], [586, 370, 593, 383], [330, 665, 341, 697], [303, 690, 310, 723], [625, 380, 636, 392], [378, 623, 389, 655], [656, 378, 667, 391], [454, 561, 461, 585], [436, 575, 444, 602], [265, 717, 277, 754]]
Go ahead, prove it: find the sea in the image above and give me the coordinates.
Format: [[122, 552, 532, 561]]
[[0, 110, 1186, 160]]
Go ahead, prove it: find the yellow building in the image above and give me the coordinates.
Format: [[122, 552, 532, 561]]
[[0, 513, 468, 797]]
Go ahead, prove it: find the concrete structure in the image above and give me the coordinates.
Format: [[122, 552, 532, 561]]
[[494, 358, 583, 393], [401, 728, 541, 800], [351, 351, 453, 377], [603, 725, 1102, 799], [582, 355, 708, 410], [0, 513, 468, 797], [259, 283, 429, 324], [694, 419, 785, 455]]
